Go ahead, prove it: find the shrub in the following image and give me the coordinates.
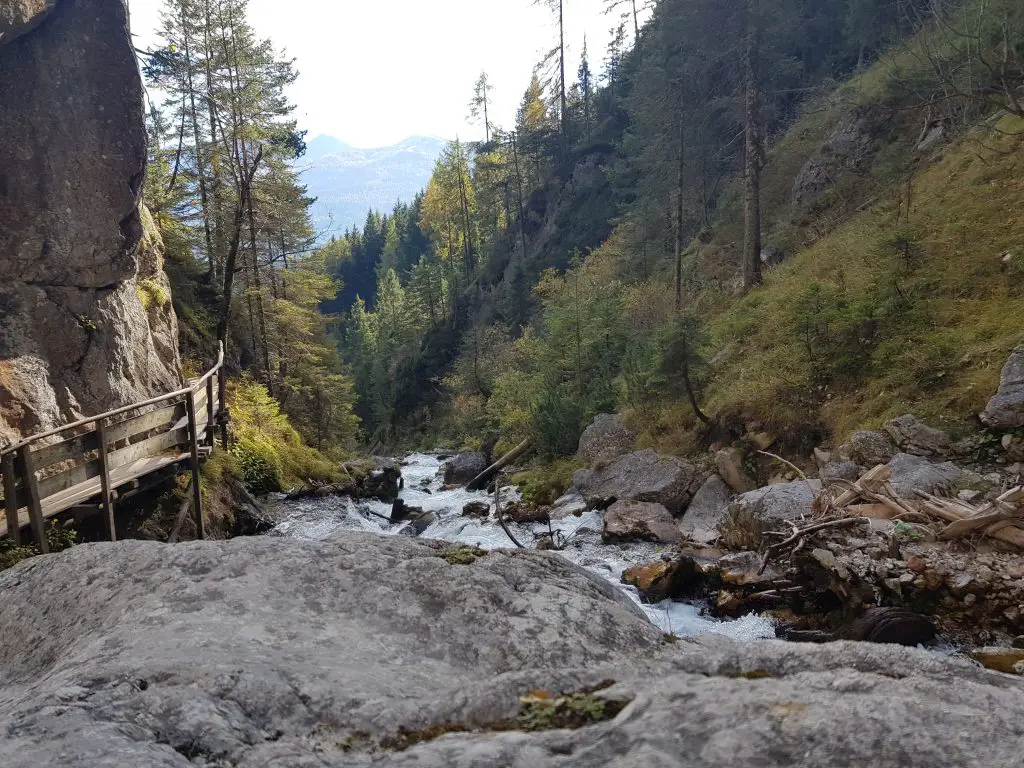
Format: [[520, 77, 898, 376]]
[[232, 435, 283, 495]]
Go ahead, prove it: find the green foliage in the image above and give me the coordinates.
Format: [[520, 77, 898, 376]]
[[517, 691, 629, 731], [509, 458, 581, 506], [136, 279, 170, 311], [0, 522, 77, 572], [531, 384, 586, 459], [228, 377, 341, 493]]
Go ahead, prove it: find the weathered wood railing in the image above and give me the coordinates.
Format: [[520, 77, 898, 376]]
[[0, 344, 227, 550]]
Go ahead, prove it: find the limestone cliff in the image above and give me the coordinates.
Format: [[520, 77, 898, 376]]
[[0, 0, 181, 445]]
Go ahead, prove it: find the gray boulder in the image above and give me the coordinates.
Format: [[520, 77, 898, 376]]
[[886, 453, 974, 497], [577, 413, 636, 465], [548, 490, 588, 519], [848, 430, 898, 466], [820, 460, 861, 485], [602, 500, 682, 544], [730, 479, 823, 525], [442, 452, 488, 485], [981, 346, 1024, 429], [573, 449, 704, 515], [884, 413, 954, 457], [679, 474, 732, 545], [2, 536, 1024, 766]]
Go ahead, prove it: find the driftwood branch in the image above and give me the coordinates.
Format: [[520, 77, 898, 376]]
[[493, 474, 524, 548], [758, 517, 869, 574], [467, 439, 532, 491], [168, 477, 195, 544]]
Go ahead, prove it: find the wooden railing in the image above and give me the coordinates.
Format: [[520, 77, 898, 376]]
[[0, 344, 227, 550]]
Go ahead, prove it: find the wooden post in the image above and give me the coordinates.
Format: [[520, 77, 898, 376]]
[[18, 446, 47, 553], [2, 453, 20, 546], [218, 365, 228, 450], [95, 418, 116, 542], [206, 376, 216, 447], [185, 392, 205, 539]]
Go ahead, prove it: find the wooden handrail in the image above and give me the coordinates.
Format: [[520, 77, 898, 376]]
[[0, 343, 224, 458]]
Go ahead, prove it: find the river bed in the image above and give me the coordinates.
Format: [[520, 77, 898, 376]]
[[271, 453, 776, 640]]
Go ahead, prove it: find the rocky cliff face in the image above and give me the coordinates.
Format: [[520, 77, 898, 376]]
[[0, 0, 181, 445]]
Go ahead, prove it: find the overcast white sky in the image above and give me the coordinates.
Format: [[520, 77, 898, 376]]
[[127, 0, 642, 148]]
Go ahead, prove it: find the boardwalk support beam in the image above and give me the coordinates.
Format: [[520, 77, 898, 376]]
[[2, 453, 20, 547], [95, 418, 116, 542], [185, 391, 205, 540], [19, 446, 47, 553]]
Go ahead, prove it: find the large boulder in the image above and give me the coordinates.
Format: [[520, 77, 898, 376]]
[[886, 453, 974, 497], [3, 536, 1024, 766], [577, 413, 636, 465], [573, 449, 704, 515], [847, 430, 898, 466], [729, 479, 823, 527], [884, 414, 954, 457], [442, 452, 488, 485], [602, 500, 682, 544], [679, 474, 732, 545], [0, 0, 181, 444], [981, 347, 1024, 429]]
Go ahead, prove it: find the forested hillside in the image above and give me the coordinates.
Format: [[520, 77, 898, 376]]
[[319, 0, 1024, 462], [143, 0, 1024, 476]]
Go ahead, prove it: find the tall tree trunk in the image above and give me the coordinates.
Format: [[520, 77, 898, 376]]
[[511, 133, 529, 262], [218, 148, 263, 345], [202, 7, 225, 285], [674, 117, 685, 312], [558, 0, 568, 158], [180, 7, 215, 281], [742, 0, 763, 293]]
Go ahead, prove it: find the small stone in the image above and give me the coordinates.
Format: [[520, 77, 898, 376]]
[[906, 556, 927, 573], [1002, 434, 1015, 450], [899, 573, 916, 585], [964, 593, 978, 607], [966, 647, 1024, 674]]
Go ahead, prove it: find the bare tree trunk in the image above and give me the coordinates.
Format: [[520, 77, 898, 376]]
[[674, 117, 685, 312], [511, 133, 529, 262], [558, 0, 568, 157], [742, 0, 763, 293], [218, 148, 263, 346], [180, 8, 215, 281]]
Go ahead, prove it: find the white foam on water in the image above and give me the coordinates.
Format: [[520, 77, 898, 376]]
[[272, 453, 777, 641]]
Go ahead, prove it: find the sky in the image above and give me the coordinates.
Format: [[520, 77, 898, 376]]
[[127, 0, 644, 149]]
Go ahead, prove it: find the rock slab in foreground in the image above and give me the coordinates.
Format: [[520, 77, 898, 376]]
[[573, 449, 704, 514], [981, 346, 1024, 429], [1, 535, 1024, 766]]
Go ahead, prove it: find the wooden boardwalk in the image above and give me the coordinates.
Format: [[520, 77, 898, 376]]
[[0, 345, 227, 550]]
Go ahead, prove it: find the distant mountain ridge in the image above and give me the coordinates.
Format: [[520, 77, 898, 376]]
[[299, 135, 447, 236]]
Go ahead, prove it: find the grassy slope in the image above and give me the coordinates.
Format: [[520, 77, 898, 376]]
[[636, 58, 1024, 454]]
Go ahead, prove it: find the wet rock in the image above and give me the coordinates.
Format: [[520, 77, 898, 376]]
[[548, 490, 587, 519], [679, 475, 731, 545], [884, 414, 954, 457], [788, 607, 936, 646], [363, 458, 402, 502], [390, 498, 423, 524], [503, 502, 550, 525], [813, 447, 833, 468], [399, 510, 439, 536], [2, 537, 1024, 766], [715, 448, 753, 493], [886, 453, 973, 496], [442, 452, 488, 485], [965, 647, 1024, 675], [981, 346, 1024, 428], [848, 430, 898, 466], [622, 557, 701, 602], [573, 449, 704, 515], [577, 413, 636, 466], [820, 460, 861, 485], [462, 501, 490, 519], [602, 500, 682, 544]]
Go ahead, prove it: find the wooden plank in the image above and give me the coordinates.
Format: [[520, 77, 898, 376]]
[[19, 446, 47, 553], [2, 453, 20, 546], [107, 427, 191, 473], [36, 457, 102, 502], [104, 402, 185, 447], [31, 431, 100, 473], [218, 366, 228, 449], [185, 392, 205, 540], [206, 377, 215, 448], [95, 419, 116, 543]]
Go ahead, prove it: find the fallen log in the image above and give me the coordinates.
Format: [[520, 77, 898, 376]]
[[466, 438, 532, 491]]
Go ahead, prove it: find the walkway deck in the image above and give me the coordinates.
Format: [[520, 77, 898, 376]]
[[0, 345, 226, 549]]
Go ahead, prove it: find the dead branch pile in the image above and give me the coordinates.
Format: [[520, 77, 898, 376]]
[[816, 465, 1024, 550]]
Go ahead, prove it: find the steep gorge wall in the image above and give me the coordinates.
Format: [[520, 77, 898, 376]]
[[0, 0, 181, 445]]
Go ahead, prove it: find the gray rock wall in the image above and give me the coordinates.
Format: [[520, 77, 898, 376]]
[[0, 0, 181, 444]]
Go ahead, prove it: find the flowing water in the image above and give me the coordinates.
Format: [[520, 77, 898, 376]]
[[271, 453, 776, 640]]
